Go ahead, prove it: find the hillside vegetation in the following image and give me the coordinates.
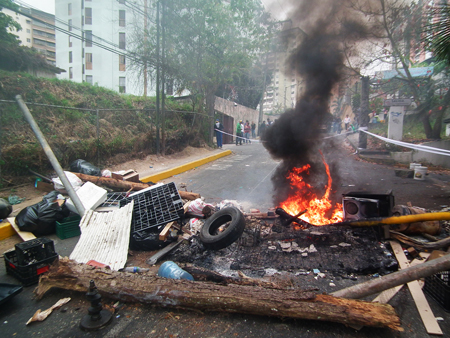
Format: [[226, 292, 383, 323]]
[[0, 71, 208, 186]]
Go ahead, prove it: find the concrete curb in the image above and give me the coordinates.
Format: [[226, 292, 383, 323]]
[[141, 149, 232, 183], [0, 149, 234, 241]]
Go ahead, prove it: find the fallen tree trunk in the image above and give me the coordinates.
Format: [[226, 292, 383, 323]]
[[36, 258, 402, 331], [332, 252, 450, 299], [71, 172, 200, 200]]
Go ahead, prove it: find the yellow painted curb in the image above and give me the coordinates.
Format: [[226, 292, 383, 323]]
[[141, 150, 232, 183], [0, 221, 15, 241]]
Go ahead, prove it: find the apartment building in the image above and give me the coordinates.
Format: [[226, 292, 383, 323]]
[[260, 26, 305, 115], [55, 0, 143, 95], [3, 6, 56, 65]]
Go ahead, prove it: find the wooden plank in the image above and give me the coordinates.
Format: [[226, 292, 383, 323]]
[[372, 285, 404, 304], [390, 241, 443, 335], [159, 222, 174, 241], [6, 217, 36, 241]]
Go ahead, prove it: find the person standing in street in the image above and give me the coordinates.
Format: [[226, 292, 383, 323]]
[[343, 115, 351, 132], [259, 120, 266, 138], [244, 121, 251, 144], [251, 121, 256, 139], [215, 119, 224, 149], [236, 120, 243, 145]]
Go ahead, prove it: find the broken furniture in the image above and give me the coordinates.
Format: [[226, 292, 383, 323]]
[[111, 169, 139, 183]]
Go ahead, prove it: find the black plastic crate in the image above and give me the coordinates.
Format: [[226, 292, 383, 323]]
[[424, 271, 450, 312], [4, 250, 58, 286], [120, 182, 184, 233], [14, 238, 56, 266], [99, 192, 128, 207]]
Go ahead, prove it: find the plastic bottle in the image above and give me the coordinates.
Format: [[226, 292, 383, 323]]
[[120, 267, 149, 273], [157, 261, 194, 281]]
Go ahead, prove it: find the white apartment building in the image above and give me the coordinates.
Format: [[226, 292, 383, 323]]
[[55, 0, 144, 95]]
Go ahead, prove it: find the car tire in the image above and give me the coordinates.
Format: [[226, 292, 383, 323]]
[[199, 207, 246, 250]]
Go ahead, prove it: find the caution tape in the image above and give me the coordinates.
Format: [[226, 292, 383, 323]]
[[214, 129, 261, 143]]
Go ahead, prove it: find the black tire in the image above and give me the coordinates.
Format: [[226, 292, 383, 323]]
[[199, 207, 246, 250]]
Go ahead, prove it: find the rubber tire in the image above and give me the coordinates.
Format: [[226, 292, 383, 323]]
[[199, 207, 246, 250]]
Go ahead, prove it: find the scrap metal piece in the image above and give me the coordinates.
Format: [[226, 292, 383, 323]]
[[80, 280, 112, 331]]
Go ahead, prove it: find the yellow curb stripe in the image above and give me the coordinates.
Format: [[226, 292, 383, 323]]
[[0, 221, 16, 241], [141, 150, 232, 183]]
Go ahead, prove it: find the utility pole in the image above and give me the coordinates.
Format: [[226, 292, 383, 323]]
[[161, 0, 166, 155], [143, 0, 148, 97], [155, 0, 160, 154], [358, 76, 370, 149], [258, 53, 268, 128]]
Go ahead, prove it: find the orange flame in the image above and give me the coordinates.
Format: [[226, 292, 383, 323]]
[[279, 153, 343, 225]]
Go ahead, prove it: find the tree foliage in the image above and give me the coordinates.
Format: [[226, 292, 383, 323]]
[[0, 0, 21, 46]]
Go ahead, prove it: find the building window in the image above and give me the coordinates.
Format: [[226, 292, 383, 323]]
[[119, 54, 126, 71], [85, 30, 92, 47], [118, 0, 125, 3], [86, 52, 93, 70], [26, 28, 30, 33], [119, 10, 126, 27], [68, 19, 72, 31], [69, 51, 72, 63], [68, 3, 72, 15], [119, 77, 126, 93], [69, 36, 72, 47], [85, 8, 92, 25], [69, 67, 73, 79], [86, 75, 93, 84], [26, 38, 31, 42], [26, 19, 31, 24], [119, 32, 125, 49]]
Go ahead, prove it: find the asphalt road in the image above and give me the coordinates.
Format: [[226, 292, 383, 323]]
[[1, 137, 450, 338]]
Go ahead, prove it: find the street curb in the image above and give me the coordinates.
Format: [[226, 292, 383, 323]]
[[0, 221, 15, 241], [0, 150, 233, 241], [140, 149, 232, 183]]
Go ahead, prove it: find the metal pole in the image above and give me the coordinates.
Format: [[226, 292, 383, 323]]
[[15, 95, 86, 216], [96, 109, 99, 166]]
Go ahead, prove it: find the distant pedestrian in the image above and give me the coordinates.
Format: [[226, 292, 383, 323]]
[[344, 115, 351, 132], [259, 120, 266, 137], [267, 117, 273, 126], [244, 120, 251, 144], [251, 121, 256, 138], [236, 120, 243, 145], [215, 119, 224, 149]]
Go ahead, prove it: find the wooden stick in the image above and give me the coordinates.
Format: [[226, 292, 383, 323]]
[[159, 222, 174, 241]]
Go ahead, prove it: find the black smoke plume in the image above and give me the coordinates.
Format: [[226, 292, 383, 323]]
[[262, 0, 370, 207]]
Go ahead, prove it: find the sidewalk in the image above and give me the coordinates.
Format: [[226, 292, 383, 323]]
[[345, 132, 397, 165]]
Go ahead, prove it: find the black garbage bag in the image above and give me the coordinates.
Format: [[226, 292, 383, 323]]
[[15, 191, 70, 236], [129, 229, 176, 251], [70, 159, 101, 176], [0, 198, 12, 219]]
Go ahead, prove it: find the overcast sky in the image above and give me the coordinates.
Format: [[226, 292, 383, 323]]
[[16, 0, 288, 19]]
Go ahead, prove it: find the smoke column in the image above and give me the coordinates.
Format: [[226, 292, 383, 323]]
[[262, 0, 371, 206]]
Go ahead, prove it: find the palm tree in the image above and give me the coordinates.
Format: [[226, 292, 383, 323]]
[[425, 3, 450, 65]]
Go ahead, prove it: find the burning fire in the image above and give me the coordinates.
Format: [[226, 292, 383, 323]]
[[280, 154, 343, 225]]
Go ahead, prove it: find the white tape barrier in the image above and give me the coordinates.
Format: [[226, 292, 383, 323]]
[[360, 129, 450, 157], [214, 129, 261, 143]]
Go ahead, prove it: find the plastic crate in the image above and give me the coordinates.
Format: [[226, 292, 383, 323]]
[[424, 271, 450, 312], [120, 182, 184, 233], [56, 215, 82, 239], [4, 250, 58, 286], [98, 192, 128, 208], [14, 238, 56, 266]]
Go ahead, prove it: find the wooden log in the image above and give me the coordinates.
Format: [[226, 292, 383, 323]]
[[332, 250, 450, 300], [36, 258, 402, 331], [70, 172, 200, 200]]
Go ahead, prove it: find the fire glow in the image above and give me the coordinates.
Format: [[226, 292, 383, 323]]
[[280, 156, 343, 226]]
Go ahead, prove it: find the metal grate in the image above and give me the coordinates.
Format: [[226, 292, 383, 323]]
[[98, 192, 128, 207], [120, 182, 184, 233]]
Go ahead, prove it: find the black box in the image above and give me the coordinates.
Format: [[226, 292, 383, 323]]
[[4, 250, 58, 286], [342, 191, 395, 221], [424, 271, 450, 312], [14, 238, 56, 266]]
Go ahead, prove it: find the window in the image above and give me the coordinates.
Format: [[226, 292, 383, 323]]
[[85, 8, 92, 25], [69, 36, 72, 47], [85, 30, 92, 47], [69, 67, 73, 79], [119, 55, 126, 71], [119, 77, 126, 93], [86, 75, 93, 84], [26, 38, 31, 42], [69, 51, 72, 63], [119, 10, 125, 27], [119, 0, 125, 3], [86, 53, 93, 70], [68, 3, 72, 15], [119, 32, 125, 49], [26, 19, 31, 24], [68, 19, 72, 31], [26, 28, 30, 33]]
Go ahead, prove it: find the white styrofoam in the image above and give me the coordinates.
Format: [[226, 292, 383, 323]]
[[66, 181, 108, 215]]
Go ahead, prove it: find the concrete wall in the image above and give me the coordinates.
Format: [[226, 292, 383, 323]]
[[214, 97, 259, 134], [390, 140, 450, 168]]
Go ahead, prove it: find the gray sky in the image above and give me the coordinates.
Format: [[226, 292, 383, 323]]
[[17, 0, 288, 19]]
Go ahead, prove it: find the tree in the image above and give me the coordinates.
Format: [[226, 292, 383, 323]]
[[425, 3, 450, 66], [347, 0, 450, 139], [0, 0, 21, 46], [128, 0, 274, 142]]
